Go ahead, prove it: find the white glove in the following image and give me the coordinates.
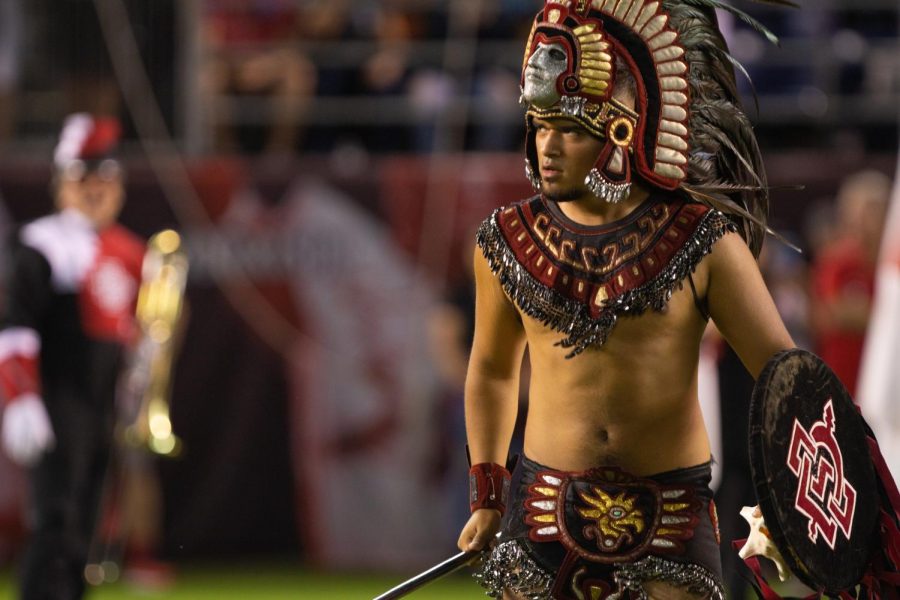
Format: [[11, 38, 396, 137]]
[[1, 394, 56, 467], [738, 505, 791, 582]]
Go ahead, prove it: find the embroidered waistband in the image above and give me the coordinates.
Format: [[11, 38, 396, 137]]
[[520, 459, 703, 562]]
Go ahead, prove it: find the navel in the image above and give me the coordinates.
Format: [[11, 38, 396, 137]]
[[597, 428, 610, 443]]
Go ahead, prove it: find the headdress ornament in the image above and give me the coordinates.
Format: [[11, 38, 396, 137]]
[[521, 0, 795, 256]]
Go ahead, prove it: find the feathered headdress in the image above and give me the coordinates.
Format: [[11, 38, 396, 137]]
[[520, 0, 796, 257]]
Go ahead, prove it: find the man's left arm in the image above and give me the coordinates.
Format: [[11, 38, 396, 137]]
[[704, 231, 795, 378], [704, 231, 796, 575]]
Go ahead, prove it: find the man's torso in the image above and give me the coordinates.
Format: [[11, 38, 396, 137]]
[[477, 193, 733, 475]]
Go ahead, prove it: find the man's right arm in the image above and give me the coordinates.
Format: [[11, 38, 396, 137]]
[[457, 246, 527, 552]]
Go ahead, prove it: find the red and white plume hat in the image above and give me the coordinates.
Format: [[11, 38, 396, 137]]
[[53, 113, 122, 179]]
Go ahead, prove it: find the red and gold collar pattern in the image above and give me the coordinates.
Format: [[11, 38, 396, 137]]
[[476, 194, 734, 356]]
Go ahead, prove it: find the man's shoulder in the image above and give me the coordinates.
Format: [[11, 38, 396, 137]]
[[478, 195, 540, 222], [474, 196, 540, 249]]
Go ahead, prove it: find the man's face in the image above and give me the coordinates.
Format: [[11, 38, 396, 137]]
[[523, 41, 568, 108], [533, 117, 603, 202], [57, 170, 124, 230]]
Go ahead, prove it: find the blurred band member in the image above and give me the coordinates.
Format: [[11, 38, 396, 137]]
[[0, 114, 144, 599], [810, 170, 891, 396]]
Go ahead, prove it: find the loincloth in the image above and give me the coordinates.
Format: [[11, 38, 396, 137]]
[[475, 455, 724, 600]]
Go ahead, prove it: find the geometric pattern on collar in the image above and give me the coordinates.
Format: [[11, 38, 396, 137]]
[[476, 194, 735, 357]]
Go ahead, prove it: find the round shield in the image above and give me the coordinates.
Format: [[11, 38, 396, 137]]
[[749, 349, 879, 594]]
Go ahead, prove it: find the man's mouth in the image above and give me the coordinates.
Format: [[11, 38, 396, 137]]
[[541, 165, 562, 180]]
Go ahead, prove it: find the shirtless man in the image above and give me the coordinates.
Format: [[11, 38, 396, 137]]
[[456, 2, 792, 598]]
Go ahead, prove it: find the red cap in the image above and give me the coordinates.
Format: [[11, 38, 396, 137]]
[[53, 113, 122, 168]]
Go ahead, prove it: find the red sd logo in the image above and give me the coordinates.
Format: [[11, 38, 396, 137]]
[[787, 399, 857, 549]]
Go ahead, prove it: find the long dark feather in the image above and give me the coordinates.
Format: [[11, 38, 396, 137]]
[[681, 0, 781, 45], [709, 46, 760, 117], [663, 0, 773, 256], [693, 105, 765, 186], [683, 186, 803, 253], [691, 182, 764, 193], [737, 0, 799, 8], [683, 186, 765, 227], [691, 181, 804, 193]]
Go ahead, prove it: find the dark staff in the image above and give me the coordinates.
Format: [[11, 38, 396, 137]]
[[373, 550, 481, 600]]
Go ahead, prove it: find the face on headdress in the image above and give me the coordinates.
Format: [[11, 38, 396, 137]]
[[523, 41, 569, 109], [520, 1, 692, 203]]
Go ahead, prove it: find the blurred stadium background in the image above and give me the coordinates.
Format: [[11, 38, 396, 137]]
[[0, 0, 897, 598]]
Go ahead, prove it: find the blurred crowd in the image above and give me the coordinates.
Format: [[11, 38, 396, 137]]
[[1, 0, 535, 155], [0, 0, 897, 156]]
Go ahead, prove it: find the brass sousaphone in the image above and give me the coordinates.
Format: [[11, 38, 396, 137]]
[[85, 229, 189, 585], [122, 229, 189, 457]]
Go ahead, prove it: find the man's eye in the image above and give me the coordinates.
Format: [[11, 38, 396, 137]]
[[549, 49, 567, 61]]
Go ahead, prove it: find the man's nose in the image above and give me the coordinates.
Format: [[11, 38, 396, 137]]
[[542, 131, 562, 155], [527, 47, 544, 67]]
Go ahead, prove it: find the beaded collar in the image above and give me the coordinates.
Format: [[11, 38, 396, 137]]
[[476, 193, 735, 357]]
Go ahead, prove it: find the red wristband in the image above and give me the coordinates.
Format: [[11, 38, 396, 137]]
[[469, 462, 511, 515], [1, 353, 39, 397]]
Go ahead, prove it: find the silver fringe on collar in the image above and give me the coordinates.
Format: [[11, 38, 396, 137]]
[[476, 207, 735, 358]]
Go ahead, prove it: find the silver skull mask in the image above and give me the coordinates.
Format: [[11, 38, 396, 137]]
[[522, 41, 569, 109]]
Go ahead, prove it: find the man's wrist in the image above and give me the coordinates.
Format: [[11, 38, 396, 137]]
[[469, 462, 511, 516], [0, 328, 41, 406]]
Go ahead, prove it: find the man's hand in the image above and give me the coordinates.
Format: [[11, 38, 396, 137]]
[[1, 394, 55, 467], [457, 508, 502, 552]]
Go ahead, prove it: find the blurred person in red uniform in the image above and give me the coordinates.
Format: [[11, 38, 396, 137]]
[[201, 0, 316, 154], [0, 114, 144, 599], [809, 170, 891, 396]]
